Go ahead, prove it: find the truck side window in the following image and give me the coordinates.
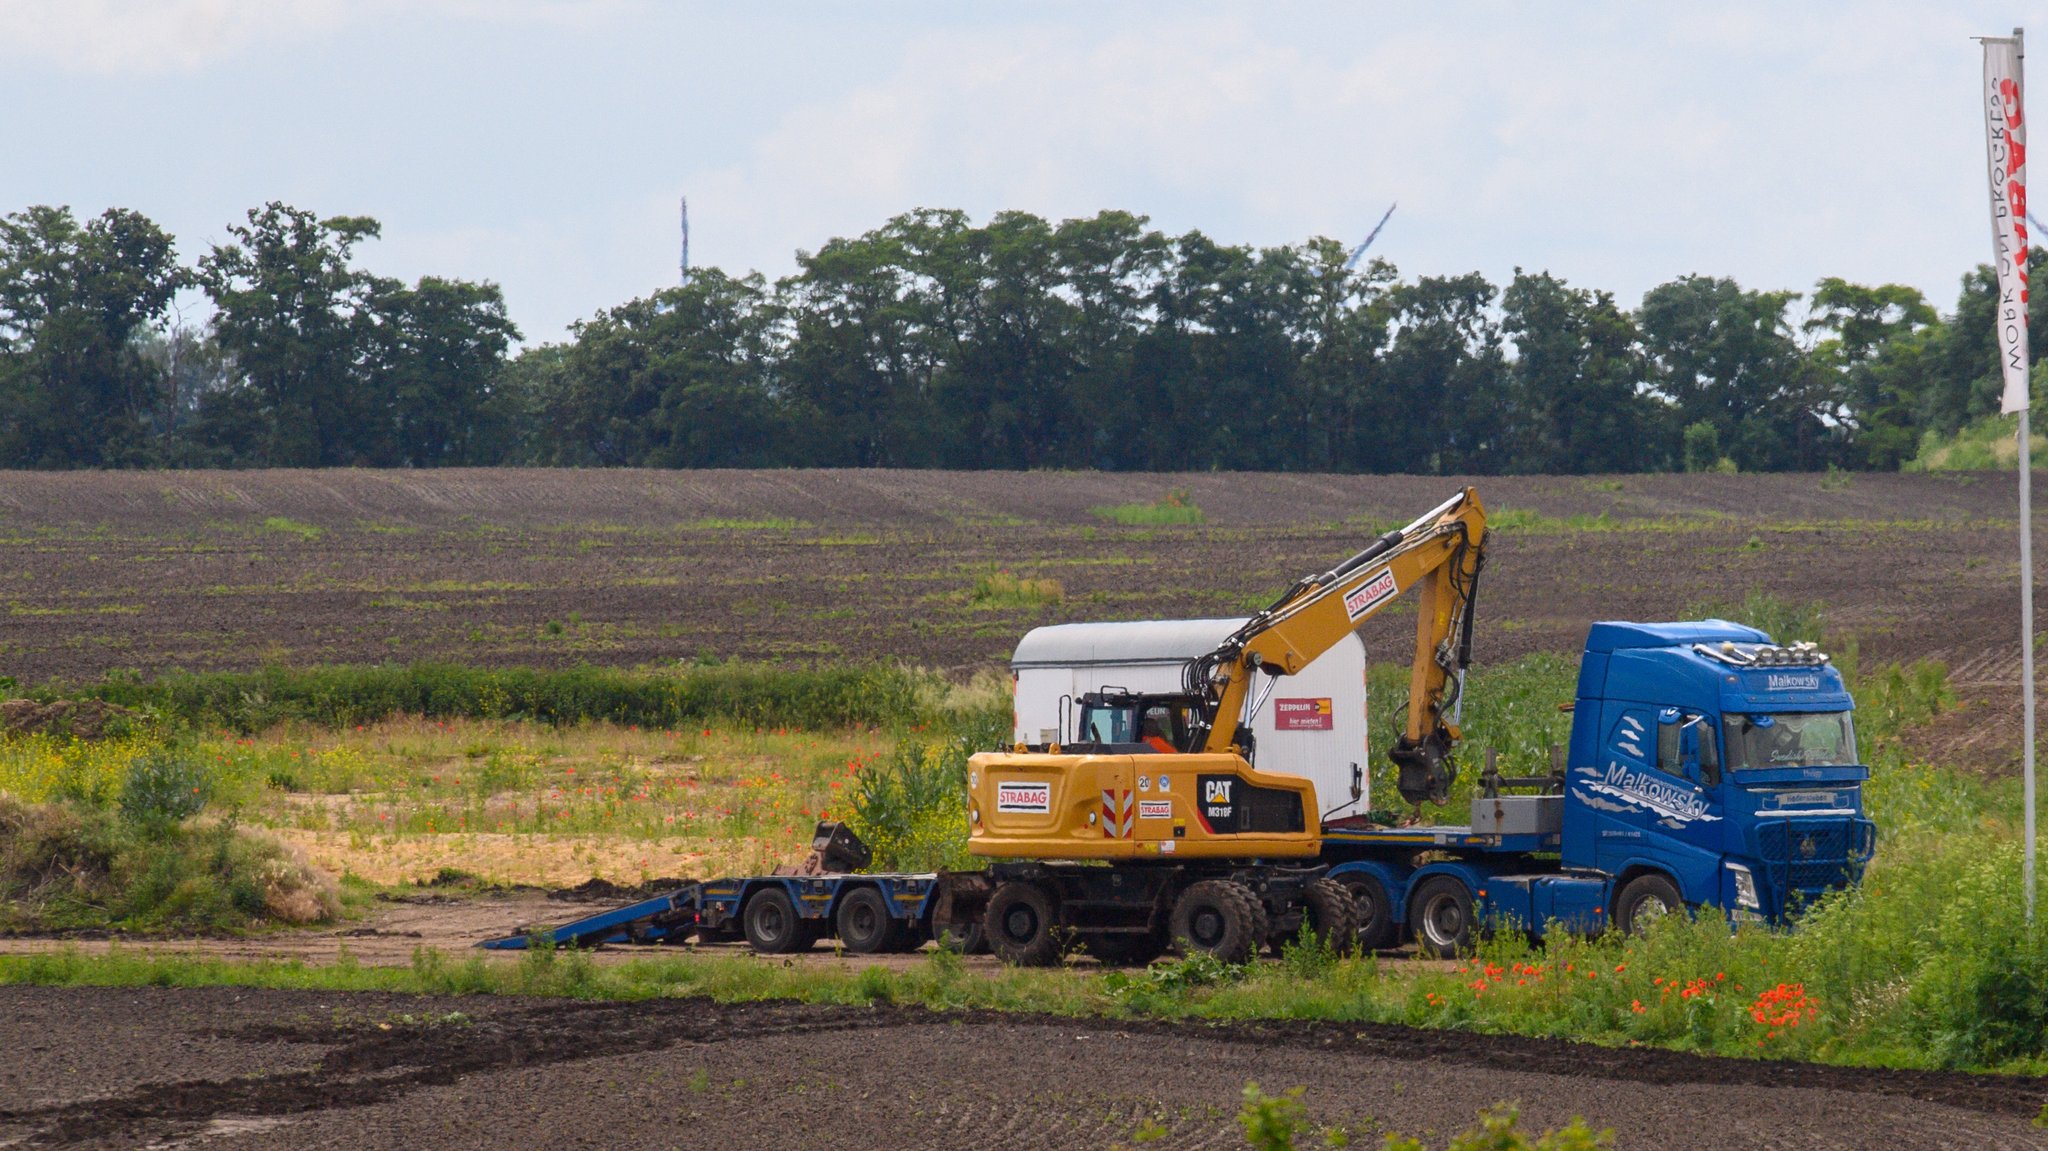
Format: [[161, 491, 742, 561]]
[[1656, 716, 1680, 775]]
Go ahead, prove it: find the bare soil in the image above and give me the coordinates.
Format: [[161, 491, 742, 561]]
[[4, 466, 2033, 769], [0, 985, 2039, 1150]]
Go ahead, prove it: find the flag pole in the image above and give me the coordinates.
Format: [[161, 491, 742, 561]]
[[2018, 27, 2038, 925]]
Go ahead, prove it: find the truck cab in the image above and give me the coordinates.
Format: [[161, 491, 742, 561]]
[[1565, 620, 1875, 925]]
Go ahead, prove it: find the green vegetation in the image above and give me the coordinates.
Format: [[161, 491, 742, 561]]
[[1091, 489, 1206, 525], [1907, 409, 2048, 471], [259, 516, 324, 540], [60, 661, 938, 732], [966, 568, 1064, 608], [1238, 1086, 1605, 1151]]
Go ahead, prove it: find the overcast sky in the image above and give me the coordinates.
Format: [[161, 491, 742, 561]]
[[1, 1, 2032, 343]]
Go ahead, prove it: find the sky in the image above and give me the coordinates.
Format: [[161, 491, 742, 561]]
[[1, 1, 2034, 344]]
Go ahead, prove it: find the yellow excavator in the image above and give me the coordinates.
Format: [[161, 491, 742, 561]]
[[936, 489, 1487, 965]]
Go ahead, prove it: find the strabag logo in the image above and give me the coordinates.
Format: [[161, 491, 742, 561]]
[[1343, 569, 1399, 620], [1139, 799, 1172, 820], [1765, 673, 1822, 692], [995, 782, 1050, 813]]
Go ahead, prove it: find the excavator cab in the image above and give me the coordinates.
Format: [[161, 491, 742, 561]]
[[1073, 690, 1198, 753]]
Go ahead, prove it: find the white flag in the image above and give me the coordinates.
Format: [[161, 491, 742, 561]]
[[1984, 35, 2031, 414]]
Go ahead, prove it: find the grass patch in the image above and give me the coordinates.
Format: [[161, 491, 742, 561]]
[[1090, 488, 1205, 525], [0, 796, 337, 933], [681, 518, 809, 531], [1906, 411, 2048, 471], [966, 568, 1063, 609], [260, 516, 323, 541], [58, 661, 941, 733]]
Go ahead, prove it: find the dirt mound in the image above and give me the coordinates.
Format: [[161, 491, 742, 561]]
[[0, 698, 137, 740], [546, 875, 693, 903]]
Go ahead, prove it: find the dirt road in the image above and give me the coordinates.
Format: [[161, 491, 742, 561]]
[[0, 986, 2040, 1150]]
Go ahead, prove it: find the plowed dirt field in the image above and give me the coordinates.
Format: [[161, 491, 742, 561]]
[[1, 986, 2042, 1150], [3, 467, 2033, 768]]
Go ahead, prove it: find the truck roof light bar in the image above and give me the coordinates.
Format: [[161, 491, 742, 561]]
[[1694, 641, 1831, 668]]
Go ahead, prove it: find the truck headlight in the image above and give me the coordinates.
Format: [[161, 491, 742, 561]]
[[1727, 863, 1760, 910]]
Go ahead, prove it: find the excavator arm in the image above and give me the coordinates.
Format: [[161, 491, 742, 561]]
[[1184, 489, 1487, 806]]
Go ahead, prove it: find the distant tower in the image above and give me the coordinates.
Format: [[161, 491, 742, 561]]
[[679, 196, 691, 286]]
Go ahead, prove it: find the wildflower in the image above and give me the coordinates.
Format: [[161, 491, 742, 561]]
[[1631, 999, 1646, 1014], [1614, 963, 1627, 973]]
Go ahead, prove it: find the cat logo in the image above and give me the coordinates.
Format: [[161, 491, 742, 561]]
[[1196, 774, 1239, 834]]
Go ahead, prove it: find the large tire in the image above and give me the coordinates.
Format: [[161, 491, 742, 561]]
[[1296, 878, 1362, 954], [1169, 880, 1267, 964], [743, 887, 811, 955], [983, 881, 1062, 967], [834, 886, 895, 955], [1407, 875, 1475, 959], [1336, 872, 1399, 952], [1614, 873, 1684, 937], [1083, 929, 1168, 967]]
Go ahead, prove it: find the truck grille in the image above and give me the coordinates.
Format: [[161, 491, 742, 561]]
[[1756, 819, 1866, 897]]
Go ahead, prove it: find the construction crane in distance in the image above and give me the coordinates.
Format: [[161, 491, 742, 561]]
[[1344, 202, 1397, 270]]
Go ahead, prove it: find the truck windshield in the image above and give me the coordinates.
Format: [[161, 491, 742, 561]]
[[1724, 712, 1857, 770]]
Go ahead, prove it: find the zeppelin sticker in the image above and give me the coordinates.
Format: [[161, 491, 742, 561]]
[[1139, 799, 1172, 820], [1274, 697, 1334, 731], [995, 782, 1051, 813], [1343, 568, 1398, 620]]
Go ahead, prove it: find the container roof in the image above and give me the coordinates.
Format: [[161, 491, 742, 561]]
[[1012, 618, 1250, 668]]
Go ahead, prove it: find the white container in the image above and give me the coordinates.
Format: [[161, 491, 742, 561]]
[[1010, 618, 1371, 822]]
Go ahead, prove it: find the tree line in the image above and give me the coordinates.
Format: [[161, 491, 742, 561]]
[[2, 201, 2041, 473]]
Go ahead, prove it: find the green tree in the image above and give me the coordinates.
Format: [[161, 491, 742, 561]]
[[555, 269, 782, 466], [1377, 272, 1506, 474], [1500, 269, 1659, 473], [1637, 275, 1825, 471], [1803, 277, 1938, 469], [197, 203, 383, 466], [0, 205, 182, 466], [373, 276, 520, 466]]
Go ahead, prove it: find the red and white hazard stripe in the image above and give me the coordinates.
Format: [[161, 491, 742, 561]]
[[1100, 789, 1134, 837]]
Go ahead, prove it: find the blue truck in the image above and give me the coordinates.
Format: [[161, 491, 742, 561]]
[[1313, 619, 1874, 956]]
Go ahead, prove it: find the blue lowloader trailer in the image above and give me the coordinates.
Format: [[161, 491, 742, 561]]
[[480, 821, 955, 955], [485, 621, 1876, 961]]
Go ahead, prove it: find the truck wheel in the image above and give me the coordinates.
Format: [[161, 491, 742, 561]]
[[742, 887, 810, 955], [1615, 874, 1684, 936], [1408, 875, 1474, 958], [834, 886, 895, 954], [1083, 930, 1167, 966], [984, 881, 1062, 967], [1170, 880, 1266, 964], [1298, 878, 1363, 954], [1337, 873, 1398, 952]]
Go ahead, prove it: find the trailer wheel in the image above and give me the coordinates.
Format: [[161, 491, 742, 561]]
[[742, 887, 810, 955], [1082, 930, 1167, 967], [1336, 872, 1398, 952], [984, 881, 1062, 967], [834, 886, 896, 954], [1408, 875, 1474, 958], [1298, 878, 1363, 954], [1615, 873, 1684, 936], [1170, 880, 1265, 964]]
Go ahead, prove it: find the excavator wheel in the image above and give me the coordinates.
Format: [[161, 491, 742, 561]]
[[983, 881, 1062, 967], [1295, 878, 1363, 955], [1335, 872, 1399, 952], [1169, 880, 1267, 965]]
